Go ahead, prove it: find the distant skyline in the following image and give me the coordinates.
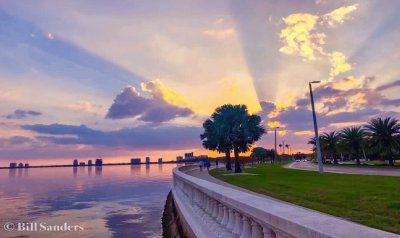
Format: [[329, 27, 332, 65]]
[[1, 0, 400, 162]]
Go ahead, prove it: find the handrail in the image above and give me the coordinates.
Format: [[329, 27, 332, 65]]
[[172, 166, 398, 238]]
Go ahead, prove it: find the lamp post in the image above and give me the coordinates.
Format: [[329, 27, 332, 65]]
[[309, 81, 324, 173], [274, 127, 279, 163]]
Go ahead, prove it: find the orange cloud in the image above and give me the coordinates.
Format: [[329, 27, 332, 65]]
[[294, 130, 314, 136], [141, 79, 192, 109]]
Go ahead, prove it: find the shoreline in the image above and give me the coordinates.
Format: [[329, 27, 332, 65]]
[[0, 161, 195, 170]]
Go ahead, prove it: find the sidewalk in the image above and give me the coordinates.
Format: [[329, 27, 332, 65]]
[[287, 161, 400, 176]]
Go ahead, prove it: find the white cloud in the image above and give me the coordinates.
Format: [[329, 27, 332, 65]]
[[279, 5, 357, 80], [203, 28, 235, 40], [64, 101, 102, 114]]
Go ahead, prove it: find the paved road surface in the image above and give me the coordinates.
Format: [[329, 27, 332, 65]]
[[287, 161, 400, 176]]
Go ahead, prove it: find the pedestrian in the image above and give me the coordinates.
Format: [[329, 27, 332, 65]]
[[206, 161, 211, 171], [215, 159, 219, 168], [199, 160, 204, 171]]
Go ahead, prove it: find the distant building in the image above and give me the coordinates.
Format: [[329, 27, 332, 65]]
[[184, 152, 194, 159], [9, 162, 17, 168], [18, 163, 24, 168], [196, 155, 208, 159], [73, 159, 78, 167], [158, 158, 163, 164], [24, 163, 29, 168], [95, 159, 103, 166], [145, 157, 150, 164], [88, 160, 93, 166], [131, 158, 141, 164], [176, 156, 183, 162], [79, 162, 85, 166]]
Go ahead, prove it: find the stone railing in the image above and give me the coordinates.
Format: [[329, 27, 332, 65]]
[[172, 166, 398, 238]]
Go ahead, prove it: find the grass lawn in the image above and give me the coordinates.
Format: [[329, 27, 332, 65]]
[[210, 164, 400, 233]]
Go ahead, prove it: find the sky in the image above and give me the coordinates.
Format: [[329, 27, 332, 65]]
[[1, 0, 400, 164]]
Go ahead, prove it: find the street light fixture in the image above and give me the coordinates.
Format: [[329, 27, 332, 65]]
[[309, 81, 324, 173], [274, 127, 279, 163]]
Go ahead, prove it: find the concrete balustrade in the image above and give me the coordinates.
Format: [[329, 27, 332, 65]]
[[172, 166, 397, 238]]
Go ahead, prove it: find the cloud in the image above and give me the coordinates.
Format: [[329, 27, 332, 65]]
[[5, 109, 42, 119], [0, 90, 19, 101], [0, 136, 35, 146], [321, 5, 358, 27], [203, 28, 235, 40], [279, 5, 357, 80], [106, 80, 193, 122], [22, 123, 202, 150], [64, 101, 102, 114], [279, 13, 323, 60], [329, 51, 352, 78], [376, 80, 400, 91], [260, 76, 400, 133]]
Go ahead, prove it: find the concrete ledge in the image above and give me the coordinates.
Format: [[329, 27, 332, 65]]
[[172, 166, 398, 238]]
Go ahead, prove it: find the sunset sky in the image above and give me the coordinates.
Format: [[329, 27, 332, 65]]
[[1, 0, 399, 164]]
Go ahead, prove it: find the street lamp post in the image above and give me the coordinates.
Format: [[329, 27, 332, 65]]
[[309, 81, 324, 173], [274, 127, 279, 163]]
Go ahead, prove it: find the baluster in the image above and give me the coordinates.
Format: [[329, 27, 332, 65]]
[[221, 206, 229, 226], [207, 197, 212, 213], [226, 208, 235, 230], [263, 226, 277, 238], [232, 211, 243, 235], [212, 200, 219, 218], [217, 203, 224, 222], [240, 216, 252, 238], [251, 221, 263, 238]]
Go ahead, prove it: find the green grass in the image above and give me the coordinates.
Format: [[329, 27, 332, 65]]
[[210, 164, 400, 233]]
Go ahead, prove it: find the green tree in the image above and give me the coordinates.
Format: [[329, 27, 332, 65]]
[[340, 126, 367, 165], [230, 105, 265, 173], [251, 147, 268, 163], [320, 131, 341, 164], [266, 149, 276, 164], [364, 117, 400, 166], [201, 104, 265, 173], [200, 116, 233, 170]]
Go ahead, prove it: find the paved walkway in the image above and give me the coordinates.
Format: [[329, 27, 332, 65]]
[[287, 161, 400, 176], [187, 166, 298, 203]]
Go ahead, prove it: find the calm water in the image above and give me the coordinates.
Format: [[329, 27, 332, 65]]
[[0, 164, 178, 238]]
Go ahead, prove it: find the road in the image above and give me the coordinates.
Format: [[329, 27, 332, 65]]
[[287, 161, 400, 176]]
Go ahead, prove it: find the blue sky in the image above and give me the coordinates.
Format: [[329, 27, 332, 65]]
[[0, 0, 399, 163]]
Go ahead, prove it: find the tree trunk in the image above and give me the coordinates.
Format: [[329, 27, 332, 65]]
[[234, 148, 241, 173], [333, 154, 338, 164], [355, 153, 360, 165], [225, 150, 232, 170], [388, 152, 394, 166]]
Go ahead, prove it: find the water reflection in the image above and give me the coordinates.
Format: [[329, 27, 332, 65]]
[[0, 164, 176, 238]]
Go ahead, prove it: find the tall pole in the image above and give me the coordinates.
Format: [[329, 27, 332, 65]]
[[274, 127, 277, 162], [309, 82, 324, 173]]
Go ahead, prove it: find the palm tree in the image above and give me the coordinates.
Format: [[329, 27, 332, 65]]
[[308, 136, 327, 161], [230, 105, 265, 173], [200, 109, 234, 170], [340, 126, 367, 165], [201, 104, 265, 173], [308, 137, 316, 152], [364, 117, 400, 166], [320, 131, 341, 164]]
